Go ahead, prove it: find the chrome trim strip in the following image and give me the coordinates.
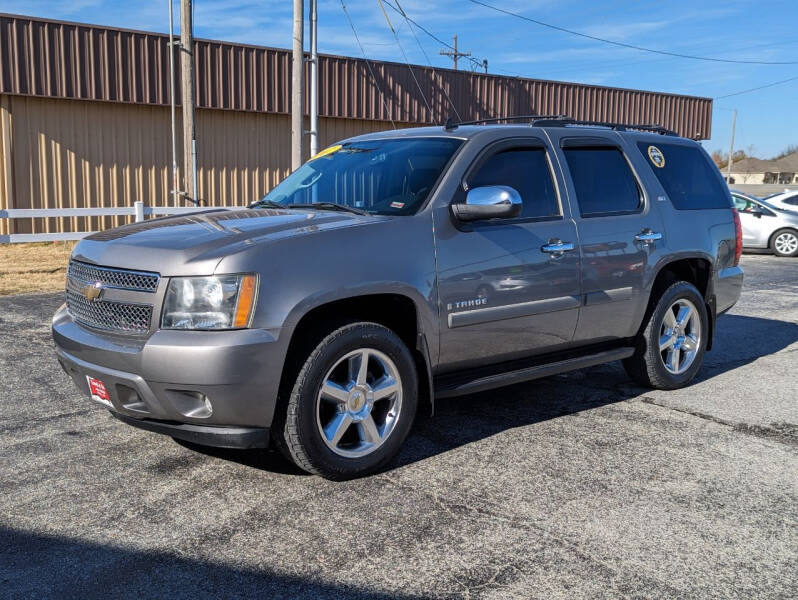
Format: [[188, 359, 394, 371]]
[[448, 295, 581, 328], [583, 286, 634, 306]]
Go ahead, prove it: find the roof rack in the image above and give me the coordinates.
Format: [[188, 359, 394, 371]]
[[530, 117, 678, 136], [442, 115, 678, 136], [443, 115, 566, 130]]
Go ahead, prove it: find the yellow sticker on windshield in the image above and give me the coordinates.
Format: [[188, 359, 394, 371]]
[[309, 144, 342, 161], [647, 145, 666, 168]]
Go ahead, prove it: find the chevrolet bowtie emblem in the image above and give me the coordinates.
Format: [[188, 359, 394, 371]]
[[82, 281, 104, 302]]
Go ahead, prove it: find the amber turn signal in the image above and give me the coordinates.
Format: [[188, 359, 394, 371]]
[[232, 274, 258, 328]]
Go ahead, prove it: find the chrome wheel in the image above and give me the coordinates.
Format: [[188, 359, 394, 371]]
[[315, 348, 402, 458], [659, 298, 701, 375], [774, 231, 798, 255]]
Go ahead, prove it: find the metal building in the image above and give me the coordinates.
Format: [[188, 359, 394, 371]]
[[0, 13, 713, 236]]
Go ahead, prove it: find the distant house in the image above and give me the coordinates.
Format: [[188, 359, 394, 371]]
[[726, 152, 798, 185]]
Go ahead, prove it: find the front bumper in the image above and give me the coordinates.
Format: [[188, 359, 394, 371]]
[[52, 304, 288, 446]]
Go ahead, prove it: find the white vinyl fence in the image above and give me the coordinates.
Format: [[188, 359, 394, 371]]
[[0, 201, 230, 243]]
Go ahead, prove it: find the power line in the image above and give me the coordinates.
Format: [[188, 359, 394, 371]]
[[392, 0, 462, 121], [715, 75, 798, 99], [466, 0, 798, 65], [339, 0, 396, 128], [381, 0, 487, 71], [376, 0, 434, 120]]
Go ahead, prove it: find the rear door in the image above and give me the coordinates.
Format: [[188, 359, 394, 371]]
[[547, 130, 667, 343], [433, 135, 582, 371]]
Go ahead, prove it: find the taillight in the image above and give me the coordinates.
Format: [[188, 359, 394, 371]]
[[732, 208, 743, 266]]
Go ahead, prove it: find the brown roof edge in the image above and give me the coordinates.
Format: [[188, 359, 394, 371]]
[[0, 12, 713, 102], [0, 12, 713, 138]]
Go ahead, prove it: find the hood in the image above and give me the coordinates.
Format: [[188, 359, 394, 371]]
[[72, 208, 382, 275]]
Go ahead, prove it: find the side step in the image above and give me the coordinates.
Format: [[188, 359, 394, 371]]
[[434, 347, 635, 399]]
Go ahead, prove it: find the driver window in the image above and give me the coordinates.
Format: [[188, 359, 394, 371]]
[[733, 197, 760, 214], [468, 148, 560, 219]]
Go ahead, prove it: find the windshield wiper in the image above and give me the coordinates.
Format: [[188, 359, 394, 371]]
[[286, 202, 369, 216], [249, 199, 286, 210]]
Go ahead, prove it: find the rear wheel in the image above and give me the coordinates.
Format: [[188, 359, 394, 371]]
[[275, 322, 417, 480], [770, 228, 798, 257], [623, 281, 708, 390]]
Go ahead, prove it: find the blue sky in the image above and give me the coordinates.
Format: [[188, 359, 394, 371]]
[[3, 0, 797, 157]]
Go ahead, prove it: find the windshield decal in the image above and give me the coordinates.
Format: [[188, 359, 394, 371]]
[[309, 144, 342, 161]]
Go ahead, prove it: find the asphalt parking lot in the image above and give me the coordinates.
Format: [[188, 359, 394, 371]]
[[1, 254, 796, 599]]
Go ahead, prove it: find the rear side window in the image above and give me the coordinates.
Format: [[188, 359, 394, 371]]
[[636, 142, 731, 210], [563, 147, 642, 217], [783, 196, 798, 206], [468, 148, 560, 219]]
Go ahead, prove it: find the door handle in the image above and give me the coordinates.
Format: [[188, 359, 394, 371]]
[[634, 229, 662, 243], [541, 240, 575, 255]]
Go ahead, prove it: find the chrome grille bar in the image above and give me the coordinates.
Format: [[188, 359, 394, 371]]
[[67, 260, 159, 292]]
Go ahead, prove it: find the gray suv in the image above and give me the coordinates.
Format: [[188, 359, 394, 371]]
[[52, 117, 744, 479]]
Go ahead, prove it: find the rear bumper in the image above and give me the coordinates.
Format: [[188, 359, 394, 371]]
[[715, 265, 744, 314], [112, 412, 269, 449]]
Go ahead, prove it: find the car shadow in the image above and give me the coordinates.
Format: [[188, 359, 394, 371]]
[[180, 314, 798, 476], [0, 526, 425, 599]]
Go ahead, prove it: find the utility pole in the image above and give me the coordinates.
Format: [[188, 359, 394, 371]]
[[439, 35, 470, 70], [308, 0, 318, 157], [180, 0, 198, 203], [291, 0, 304, 171], [726, 109, 737, 183], [167, 0, 179, 206]]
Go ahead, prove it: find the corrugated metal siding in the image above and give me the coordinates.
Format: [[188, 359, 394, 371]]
[[0, 94, 401, 234], [0, 13, 712, 138]]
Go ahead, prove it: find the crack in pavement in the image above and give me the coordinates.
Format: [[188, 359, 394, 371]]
[[639, 396, 798, 448]]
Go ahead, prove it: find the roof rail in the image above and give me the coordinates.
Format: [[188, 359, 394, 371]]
[[443, 115, 678, 136], [530, 116, 678, 136], [443, 115, 567, 130]]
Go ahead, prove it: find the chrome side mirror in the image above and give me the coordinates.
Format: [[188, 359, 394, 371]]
[[451, 185, 523, 222]]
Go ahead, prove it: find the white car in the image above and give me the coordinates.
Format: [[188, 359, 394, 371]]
[[762, 190, 798, 213]]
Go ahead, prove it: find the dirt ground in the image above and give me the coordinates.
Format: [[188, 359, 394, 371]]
[[0, 242, 74, 296]]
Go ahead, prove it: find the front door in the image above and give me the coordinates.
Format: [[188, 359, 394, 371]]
[[433, 137, 581, 371]]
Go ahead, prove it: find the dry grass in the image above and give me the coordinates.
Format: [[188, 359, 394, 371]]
[[0, 242, 75, 296]]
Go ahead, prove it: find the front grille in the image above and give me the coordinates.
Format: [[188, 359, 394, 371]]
[[66, 260, 160, 334], [66, 289, 153, 332], [67, 260, 159, 292]]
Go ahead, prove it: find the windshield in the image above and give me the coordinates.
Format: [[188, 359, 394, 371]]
[[257, 138, 463, 215]]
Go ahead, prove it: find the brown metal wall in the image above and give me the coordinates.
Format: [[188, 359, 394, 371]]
[[0, 13, 712, 138], [0, 94, 398, 234]]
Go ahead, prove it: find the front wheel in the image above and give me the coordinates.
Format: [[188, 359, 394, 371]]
[[770, 228, 798, 257], [275, 322, 418, 480], [623, 281, 708, 390]]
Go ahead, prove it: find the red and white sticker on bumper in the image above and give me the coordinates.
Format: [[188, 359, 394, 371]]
[[86, 376, 112, 407]]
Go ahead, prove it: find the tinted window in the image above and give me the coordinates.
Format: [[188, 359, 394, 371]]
[[637, 142, 731, 210], [563, 147, 641, 216], [260, 138, 463, 215], [468, 148, 559, 219], [783, 196, 798, 206]]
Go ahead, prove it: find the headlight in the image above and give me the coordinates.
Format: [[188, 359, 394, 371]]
[[161, 274, 258, 330]]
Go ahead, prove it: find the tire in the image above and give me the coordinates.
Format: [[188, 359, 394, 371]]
[[274, 322, 418, 480], [623, 281, 708, 390], [770, 228, 798, 257]]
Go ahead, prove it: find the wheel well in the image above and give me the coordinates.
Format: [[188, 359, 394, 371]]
[[640, 257, 713, 348], [652, 258, 711, 299], [278, 294, 431, 413], [769, 227, 798, 248]]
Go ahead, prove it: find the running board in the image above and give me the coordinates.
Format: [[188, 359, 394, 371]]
[[434, 347, 635, 399]]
